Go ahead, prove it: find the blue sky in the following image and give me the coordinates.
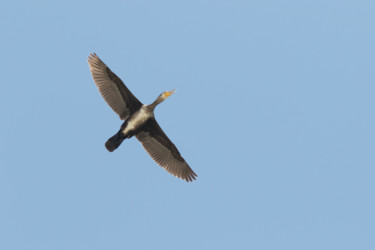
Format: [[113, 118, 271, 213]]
[[1, 0, 374, 249]]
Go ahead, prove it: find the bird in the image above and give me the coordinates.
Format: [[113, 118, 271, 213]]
[[88, 53, 197, 182]]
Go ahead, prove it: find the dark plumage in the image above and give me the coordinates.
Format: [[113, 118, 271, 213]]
[[88, 53, 197, 182]]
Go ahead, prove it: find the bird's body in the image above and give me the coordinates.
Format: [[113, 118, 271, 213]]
[[122, 105, 152, 136], [105, 105, 152, 152], [88, 53, 197, 182]]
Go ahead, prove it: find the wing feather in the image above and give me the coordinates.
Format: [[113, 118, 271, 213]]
[[136, 118, 197, 182], [88, 53, 142, 119]]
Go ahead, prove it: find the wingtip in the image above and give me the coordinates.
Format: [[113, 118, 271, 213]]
[[185, 172, 198, 182], [88, 53, 94, 63], [88, 53, 102, 66], [88, 52, 97, 60]]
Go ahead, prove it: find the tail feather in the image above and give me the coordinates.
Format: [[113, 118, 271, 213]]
[[105, 132, 125, 152]]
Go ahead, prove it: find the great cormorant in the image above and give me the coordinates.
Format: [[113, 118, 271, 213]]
[[88, 53, 197, 182]]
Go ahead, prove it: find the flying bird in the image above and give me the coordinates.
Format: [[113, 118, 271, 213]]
[[88, 53, 197, 182]]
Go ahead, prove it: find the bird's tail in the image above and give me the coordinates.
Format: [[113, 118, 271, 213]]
[[105, 131, 126, 152]]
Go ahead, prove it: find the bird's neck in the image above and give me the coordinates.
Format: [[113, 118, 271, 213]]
[[148, 96, 165, 111]]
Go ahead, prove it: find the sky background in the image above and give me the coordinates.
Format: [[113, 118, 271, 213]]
[[1, 0, 374, 249]]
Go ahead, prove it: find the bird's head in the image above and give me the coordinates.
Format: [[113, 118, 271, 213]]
[[160, 89, 176, 101], [150, 89, 176, 109]]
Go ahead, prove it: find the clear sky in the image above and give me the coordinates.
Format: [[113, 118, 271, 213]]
[[1, 0, 374, 249]]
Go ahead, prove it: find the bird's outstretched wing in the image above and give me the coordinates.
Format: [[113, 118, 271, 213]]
[[88, 53, 143, 120], [136, 118, 197, 182]]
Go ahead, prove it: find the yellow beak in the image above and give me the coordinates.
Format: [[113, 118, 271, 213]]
[[164, 89, 176, 98]]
